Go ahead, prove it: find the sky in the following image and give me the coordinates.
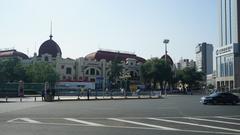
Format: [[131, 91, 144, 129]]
[[0, 0, 218, 63]]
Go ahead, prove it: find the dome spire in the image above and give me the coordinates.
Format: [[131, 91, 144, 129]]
[[49, 21, 53, 40]]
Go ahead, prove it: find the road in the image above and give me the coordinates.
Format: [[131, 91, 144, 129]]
[[0, 95, 240, 135]]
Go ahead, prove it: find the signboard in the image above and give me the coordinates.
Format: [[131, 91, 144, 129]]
[[216, 43, 239, 56], [56, 81, 95, 90]]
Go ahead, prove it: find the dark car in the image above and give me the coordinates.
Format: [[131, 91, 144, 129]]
[[200, 92, 239, 105]]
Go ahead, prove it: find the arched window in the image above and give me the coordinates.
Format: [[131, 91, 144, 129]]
[[90, 68, 95, 75], [86, 70, 89, 75], [66, 68, 72, 74], [44, 56, 49, 62], [96, 70, 100, 75]]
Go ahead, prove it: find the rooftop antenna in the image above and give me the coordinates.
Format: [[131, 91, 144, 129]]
[[49, 21, 53, 39]]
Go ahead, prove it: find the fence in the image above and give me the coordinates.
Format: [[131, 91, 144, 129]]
[[0, 82, 162, 102], [54, 88, 162, 100], [0, 83, 19, 97], [0, 82, 44, 97]]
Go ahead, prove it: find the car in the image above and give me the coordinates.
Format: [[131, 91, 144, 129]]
[[200, 92, 240, 105]]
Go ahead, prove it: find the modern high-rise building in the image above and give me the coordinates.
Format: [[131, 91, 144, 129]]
[[195, 42, 213, 76], [216, 0, 240, 90]]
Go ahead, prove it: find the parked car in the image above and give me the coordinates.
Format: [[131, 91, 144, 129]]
[[200, 92, 239, 105]]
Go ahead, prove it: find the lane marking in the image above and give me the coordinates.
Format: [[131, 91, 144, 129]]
[[216, 116, 240, 121], [185, 117, 240, 126], [8, 121, 240, 135], [108, 118, 178, 131], [148, 117, 240, 133], [64, 118, 104, 126], [7, 118, 41, 124]]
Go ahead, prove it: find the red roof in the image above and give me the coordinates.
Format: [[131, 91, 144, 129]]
[[85, 50, 145, 63], [0, 50, 29, 59]]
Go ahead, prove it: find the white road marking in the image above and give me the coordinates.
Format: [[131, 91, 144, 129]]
[[148, 117, 240, 133], [185, 117, 240, 126], [9, 121, 240, 135], [216, 116, 240, 121], [108, 118, 178, 131], [7, 118, 41, 124], [64, 118, 104, 126], [7, 117, 240, 135]]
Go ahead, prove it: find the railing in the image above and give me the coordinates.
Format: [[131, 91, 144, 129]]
[[54, 88, 162, 101], [0, 82, 162, 102], [0, 82, 44, 102]]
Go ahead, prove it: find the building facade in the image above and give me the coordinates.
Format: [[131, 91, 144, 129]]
[[195, 42, 213, 76], [17, 34, 145, 90], [176, 58, 196, 70], [216, 0, 240, 90]]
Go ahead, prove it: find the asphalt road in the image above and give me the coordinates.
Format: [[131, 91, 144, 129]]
[[0, 95, 240, 135]]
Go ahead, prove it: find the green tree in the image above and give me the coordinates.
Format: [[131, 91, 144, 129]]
[[25, 62, 59, 84], [140, 58, 173, 89], [109, 59, 123, 88], [140, 60, 152, 88], [176, 67, 204, 90], [0, 58, 27, 82]]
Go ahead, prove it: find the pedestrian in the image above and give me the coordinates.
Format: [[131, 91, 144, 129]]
[[41, 89, 45, 101], [105, 88, 109, 96], [81, 87, 84, 97], [87, 89, 90, 100], [52, 88, 55, 100], [18, 80, 24, 97]]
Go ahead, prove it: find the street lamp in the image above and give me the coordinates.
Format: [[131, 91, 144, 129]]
[[163, 39, 169, 63], [163, 39, 169, 96]]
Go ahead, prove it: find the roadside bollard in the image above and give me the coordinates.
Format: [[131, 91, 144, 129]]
[[87, 89, 90, 100], [159, 91, 162, 98], [110, 91, 113, 99], [34, 96, 36, 102]]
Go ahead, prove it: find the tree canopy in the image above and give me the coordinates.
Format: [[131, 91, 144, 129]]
[[176, 67, 204, 90], [140, 58, 204, 91], [0, 58, 26, 82], [25, 62, 59, 83], [0, 58, 59, 83], [140, 58, 173, 89], [109, 59, 123, 87]]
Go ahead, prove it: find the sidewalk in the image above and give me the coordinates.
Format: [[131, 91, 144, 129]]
[[0, 95, 162, 102]]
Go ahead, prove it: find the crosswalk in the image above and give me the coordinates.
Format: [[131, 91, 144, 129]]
[[7, 116, 240, 135]]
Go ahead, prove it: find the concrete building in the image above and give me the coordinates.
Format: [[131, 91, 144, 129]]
[[206, 71, 217, 87], [216, 0, 240, 90], [195, 42, 213, 76], [2, 34, 145, 90], [176, 58, 196, 70]]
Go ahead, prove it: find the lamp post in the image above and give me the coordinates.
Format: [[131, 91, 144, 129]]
[[163, 39, 169, 63], [163, 39, 169, 96]]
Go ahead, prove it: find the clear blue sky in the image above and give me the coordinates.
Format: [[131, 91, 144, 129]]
[[0, 0, 218, 63]]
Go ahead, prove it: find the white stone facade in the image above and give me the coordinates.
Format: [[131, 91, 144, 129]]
[[26, 52, 142, 90]]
